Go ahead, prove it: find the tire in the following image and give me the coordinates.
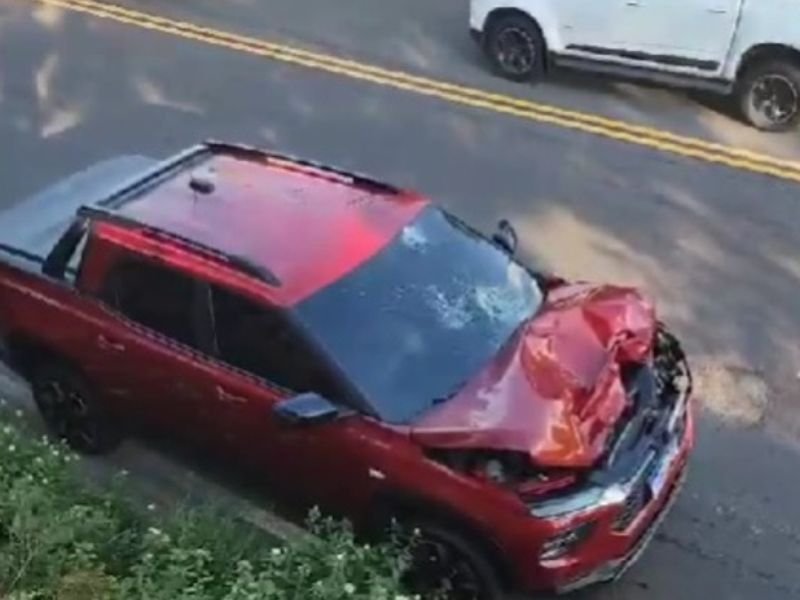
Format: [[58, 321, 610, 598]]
[[402, 519, 506, 600], [31, 363, 122, 455], [484, 14, 545, 83], [737, 60, 800, 132]]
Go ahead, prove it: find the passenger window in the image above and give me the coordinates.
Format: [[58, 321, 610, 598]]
[[211, 285, 336, 397], [104, 259, 200, 348]]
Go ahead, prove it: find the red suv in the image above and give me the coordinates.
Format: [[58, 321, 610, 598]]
[[0, 142, 694, 599]]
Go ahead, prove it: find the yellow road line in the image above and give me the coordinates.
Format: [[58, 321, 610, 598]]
[[36, 0, 800, 184]]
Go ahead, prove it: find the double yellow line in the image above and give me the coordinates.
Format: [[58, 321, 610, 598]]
[[35, 0, 800, 183]]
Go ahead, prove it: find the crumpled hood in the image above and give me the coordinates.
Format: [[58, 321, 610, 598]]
[[411, 283, 656, 468]]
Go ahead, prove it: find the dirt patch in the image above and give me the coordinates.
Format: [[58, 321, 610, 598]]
[[694, 358, 770, 427]]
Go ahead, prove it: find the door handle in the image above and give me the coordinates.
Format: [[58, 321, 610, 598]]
[[707, 7, 727, 13], [216, 385, 248, 404], [626, 0, 641, 6], [96, 334, 126, 352]]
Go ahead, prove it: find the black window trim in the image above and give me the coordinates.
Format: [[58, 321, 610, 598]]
[[43, 216, 89, 280]]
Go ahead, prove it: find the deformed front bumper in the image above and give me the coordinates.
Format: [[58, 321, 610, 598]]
[[555, 461, 689, 593], [507, 350, 695, 595], [542, 390, 695, 594]]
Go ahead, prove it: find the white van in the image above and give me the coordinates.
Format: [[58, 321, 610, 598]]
[[470, 0, 800, 131]]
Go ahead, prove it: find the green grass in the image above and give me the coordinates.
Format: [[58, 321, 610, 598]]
[[0, 407, 412, 600]]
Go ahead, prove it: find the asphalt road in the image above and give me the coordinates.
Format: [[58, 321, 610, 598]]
[[97, 0, 800, 162], [1, 0, 800, 598]]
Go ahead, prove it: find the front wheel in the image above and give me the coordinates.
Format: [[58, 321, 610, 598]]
[[403, 520, 506, 600], [738, 60, 800, 132], [483, 14, 545, 83], [32, 364, 122, 455]]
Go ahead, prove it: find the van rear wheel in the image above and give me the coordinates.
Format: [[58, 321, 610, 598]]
[[738, 60, 800, 132]]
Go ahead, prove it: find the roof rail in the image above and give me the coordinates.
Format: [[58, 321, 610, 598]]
[[77, 205, 282, 287], [204, 140, 401, 195], [97, 144, 209, 210]]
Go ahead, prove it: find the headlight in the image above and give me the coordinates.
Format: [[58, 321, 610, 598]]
[[529, 484, 627, 519]]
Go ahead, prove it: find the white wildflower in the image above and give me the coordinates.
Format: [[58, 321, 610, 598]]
[[344, 583, 356, 594]]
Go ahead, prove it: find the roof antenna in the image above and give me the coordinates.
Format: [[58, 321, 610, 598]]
[[189, 166, 216, 196]]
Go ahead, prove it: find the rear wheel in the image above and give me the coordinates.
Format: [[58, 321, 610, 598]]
[[484, 14, 545, 83], [402, 520, 505, 600], [738, 60, 800, 131], [32, 364, 122, 455]]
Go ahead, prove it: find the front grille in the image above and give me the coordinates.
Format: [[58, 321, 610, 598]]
[[613, 477, 651, 532], [604, 364, 659, 468]]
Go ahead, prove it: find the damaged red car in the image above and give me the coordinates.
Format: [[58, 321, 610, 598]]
[[0, 141, 694, 599]]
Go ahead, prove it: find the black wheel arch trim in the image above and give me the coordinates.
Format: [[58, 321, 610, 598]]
[[736, 43, 800, 79], [2, 334, 83, 381]]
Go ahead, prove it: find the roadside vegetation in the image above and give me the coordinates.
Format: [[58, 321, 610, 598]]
[[0, 406, 411, 600]]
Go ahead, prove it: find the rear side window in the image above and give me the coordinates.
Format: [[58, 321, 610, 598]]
[[210, 285, 339, 398], [103, 259, 200, 348]]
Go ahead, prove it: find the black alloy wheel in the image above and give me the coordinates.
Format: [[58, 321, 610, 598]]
[[403, 523, 504, 600]]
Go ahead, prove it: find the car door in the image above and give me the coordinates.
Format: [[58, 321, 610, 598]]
[[203, 283, 379, 515], [87, 256, 216, 441], [610, 0, 741, 69]]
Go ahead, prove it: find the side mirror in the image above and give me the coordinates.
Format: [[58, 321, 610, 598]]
[[274, 392, 340, 427], [492, 219, 518, 255]]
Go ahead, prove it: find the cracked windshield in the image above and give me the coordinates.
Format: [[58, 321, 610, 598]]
[[0, 0, 798, 599]]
